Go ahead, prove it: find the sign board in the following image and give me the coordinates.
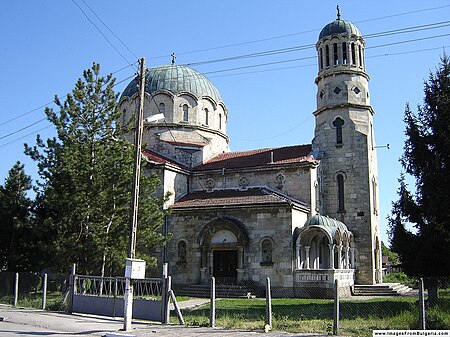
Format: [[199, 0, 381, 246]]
[[125, 258, 146, 279]]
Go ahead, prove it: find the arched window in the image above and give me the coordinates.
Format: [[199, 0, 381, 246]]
[[219, 114, 222, 130], [358, 45, 363, 68], [333, 117, 345, 144], [159, 102, 165, 114], [261, 239, 273, 264], [351, 43, 356, 65], [205, 108, 209, 125], [333, 43, 338, 65], [178, 241, 187, 263], [372, 176, 378, 215], [319, 48, 324, 70], [182, 104, 189, 122], [342, 42, 348, 64], [337, 174, 345, 212], [325, 45, 330, 67]]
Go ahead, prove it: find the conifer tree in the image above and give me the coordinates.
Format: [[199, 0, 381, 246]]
[[0, 162, 33, 271], [389, 56, 450, 280], [25, 63, 167, 275]]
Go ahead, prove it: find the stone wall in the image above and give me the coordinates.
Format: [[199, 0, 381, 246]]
[[167, 204, 308, 289]]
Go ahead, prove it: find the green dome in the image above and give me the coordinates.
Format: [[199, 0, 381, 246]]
[[319, 18, 361, 40], [121, 64, 222, 102], [301, 214, 351, 244]]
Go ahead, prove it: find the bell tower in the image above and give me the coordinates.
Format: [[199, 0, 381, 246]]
[[312, 8, 382, 284]]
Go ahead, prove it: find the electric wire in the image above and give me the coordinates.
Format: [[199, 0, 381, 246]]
[[2, 19, 446, 129], [0, 62, 137, 128], [71, 0, 136, 68], [1, 43, 446, 149], [79, 0, 139, 61], [0, 73, 136, 144], [150, 4, 450, 60], [186, 21, 450, 68], [1, 19, 449, 146]]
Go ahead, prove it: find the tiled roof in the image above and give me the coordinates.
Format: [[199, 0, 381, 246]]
[[142, 149, 188, 170], [171, 187, 308, 210], [194, 144, 313, 171]]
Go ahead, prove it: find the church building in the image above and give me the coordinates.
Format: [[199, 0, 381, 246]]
[[119, 13, 383, 297]]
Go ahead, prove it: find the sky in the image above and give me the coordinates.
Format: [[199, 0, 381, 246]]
[[1, 1, 449, 244]]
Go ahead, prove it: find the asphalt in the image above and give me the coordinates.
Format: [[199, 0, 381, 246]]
[[0, 304, 325, 337]]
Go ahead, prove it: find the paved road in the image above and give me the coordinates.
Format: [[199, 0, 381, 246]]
[[0, 304, 324, 337]]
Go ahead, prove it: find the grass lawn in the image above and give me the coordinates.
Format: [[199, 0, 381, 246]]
[[0, 292, 66, 311], [180, 292, 450, 337]]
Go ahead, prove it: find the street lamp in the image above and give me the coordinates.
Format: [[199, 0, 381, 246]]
[[123, 58, 165, 331]]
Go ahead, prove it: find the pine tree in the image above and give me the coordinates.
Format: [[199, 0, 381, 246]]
[[389, 56, 450, 280], [25, 63, 167, 275], [0, 162, 33, 271]]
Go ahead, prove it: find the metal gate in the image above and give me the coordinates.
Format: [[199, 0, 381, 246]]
[[70, 275, 163, 321]]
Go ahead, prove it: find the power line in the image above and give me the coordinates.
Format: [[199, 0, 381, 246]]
[[150, 4, 450, 61], [0, 125, 53, 149], [0, 63, 137, 128], [79, 0, 139, 61], [0, 73, 136, 143], [1, 19, 449, 145], [185, 21, 450, 68], [71, 0, 136, 67], [2, 17, 446, 129], [0, 42, 446, 149]]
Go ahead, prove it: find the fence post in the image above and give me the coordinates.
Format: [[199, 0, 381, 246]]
[[13, 273, 19, 307], [210, 277, 216, 328], [333, 279, 339, 335], [265, 277, 272, 331], [67, 264, 76, 314], [419, 278, 426, 330], [164, 276, 172, 324], [112, 277, 118, 318], [41, 273, 48, 310]]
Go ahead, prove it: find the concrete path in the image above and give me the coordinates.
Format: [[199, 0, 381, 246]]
[[0, 304, 325, 337]]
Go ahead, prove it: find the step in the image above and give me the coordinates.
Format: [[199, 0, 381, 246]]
[[352, 283, 413, 296]]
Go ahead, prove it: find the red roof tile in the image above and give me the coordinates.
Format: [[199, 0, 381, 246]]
[[171, 187, 308, 209], [194, 144, 313, 171]]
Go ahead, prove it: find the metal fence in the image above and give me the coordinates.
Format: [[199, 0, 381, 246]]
[[73, 275, 162, 299], [172, 276, 450, 336], [71, 275, 164, 321], [1, 272, 448, 336], [0, 271, 67, 310]]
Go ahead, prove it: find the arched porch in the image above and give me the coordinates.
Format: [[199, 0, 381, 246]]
[[198, 217, 249, 284], [293, 214, 355, 298]]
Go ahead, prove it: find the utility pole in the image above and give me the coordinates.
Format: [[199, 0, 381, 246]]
[[124, 57, 146, 331], [129, 57, 146, 260]]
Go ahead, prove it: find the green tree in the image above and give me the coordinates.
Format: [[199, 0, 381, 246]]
[[0, 162, 33, 271], [389, 56, 450, 281], [381, 241, 399, 265], [25, 63, 168, 275]]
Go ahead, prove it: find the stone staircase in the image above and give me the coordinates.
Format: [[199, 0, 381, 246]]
[[175, 284, 256, 298], [352, 283, 415, 296]]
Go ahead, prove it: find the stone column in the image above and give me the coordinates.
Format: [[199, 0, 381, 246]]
[[296, 242, 301, 269], [305, 246, 310, 270], [344, 247, 350, 269], [329, 244, 335, 269], [237, 247, 244, 269], [337, 245, 342, 269]]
